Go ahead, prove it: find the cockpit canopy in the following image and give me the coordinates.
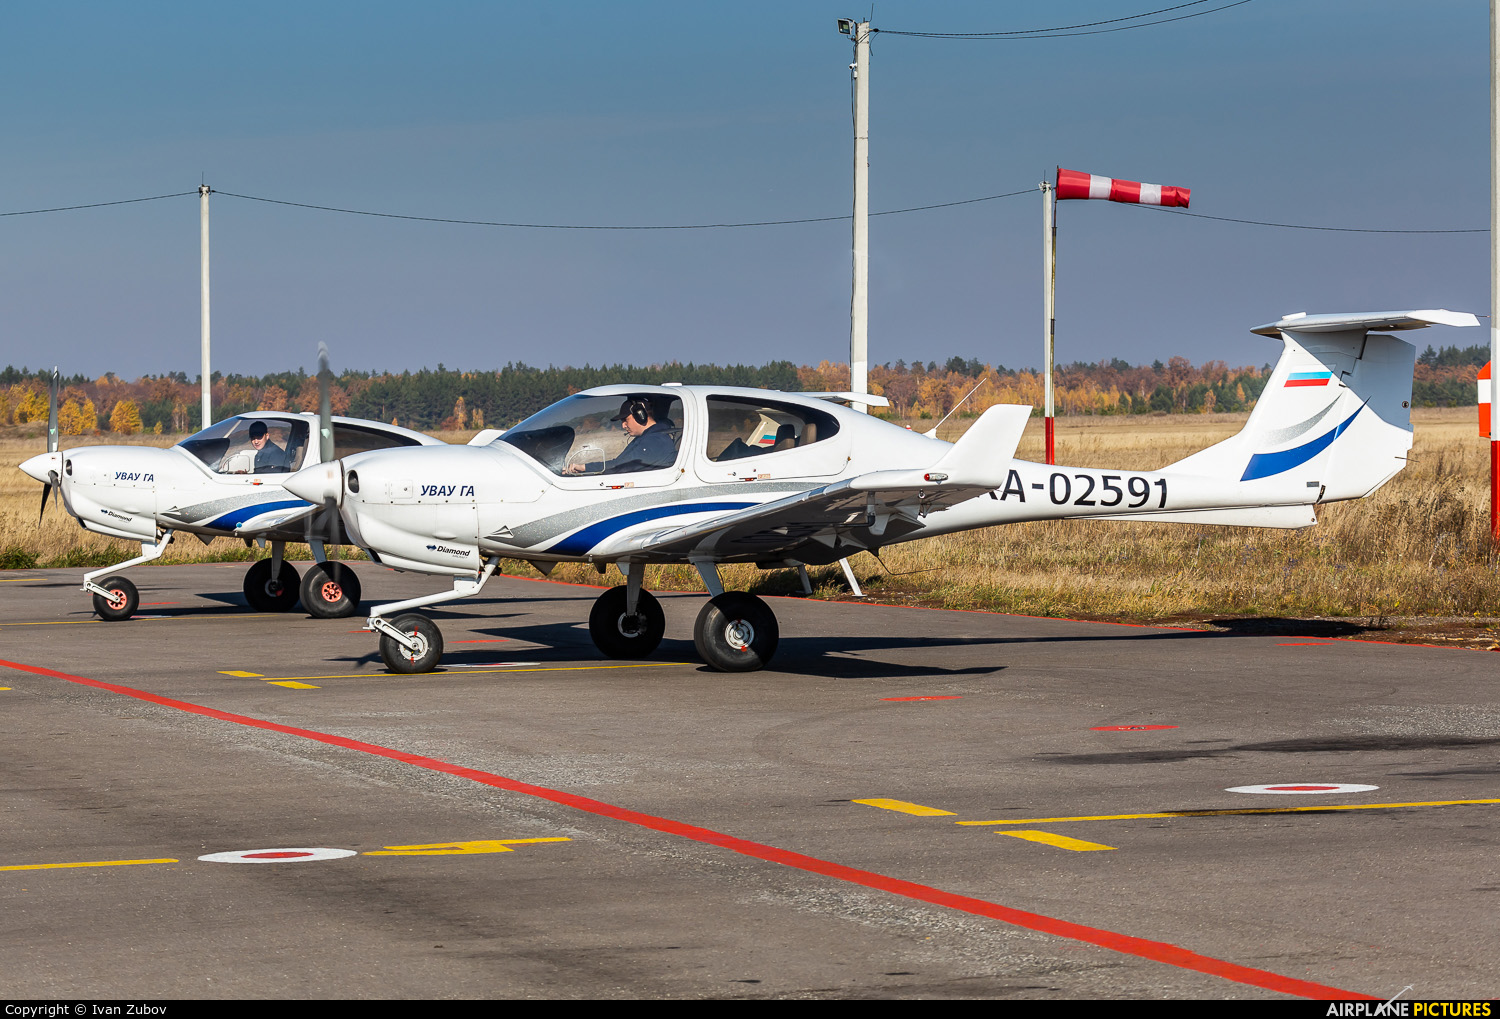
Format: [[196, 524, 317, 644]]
[[177, 414, 426, 476], [497, 394, 685, 476], [493, 389, 844, 477]]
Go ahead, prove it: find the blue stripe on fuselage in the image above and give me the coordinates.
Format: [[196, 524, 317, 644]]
[[1240, 404, 1364, 481], [545, 501, 756, 557], [205, 499, 311, 531]]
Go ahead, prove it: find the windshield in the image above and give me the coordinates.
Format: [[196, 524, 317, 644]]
[[177, 416, 310, 475], [496, 394, 683, 476]]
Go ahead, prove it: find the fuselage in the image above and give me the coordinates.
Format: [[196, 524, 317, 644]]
[[301, 384, 1323, 577]]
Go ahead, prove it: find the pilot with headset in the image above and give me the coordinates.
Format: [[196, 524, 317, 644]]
[[568, 397, 676, 474]]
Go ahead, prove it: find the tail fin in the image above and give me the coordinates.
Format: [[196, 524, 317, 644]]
[[1169, 309, 1477, 503]]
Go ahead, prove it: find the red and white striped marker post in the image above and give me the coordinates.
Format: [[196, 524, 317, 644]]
[[1043, 168, 1191, 464]]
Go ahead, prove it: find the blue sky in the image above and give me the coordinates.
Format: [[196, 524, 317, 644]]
[[0, 1, 1488, 378]]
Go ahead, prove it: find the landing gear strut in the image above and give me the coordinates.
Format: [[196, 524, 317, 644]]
[[82, 530, 173, 621], [365, 558, 499, 673], [688, 559, 780, 672]]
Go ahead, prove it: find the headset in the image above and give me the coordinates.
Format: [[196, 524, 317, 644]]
[[624, 398, 651, 425]]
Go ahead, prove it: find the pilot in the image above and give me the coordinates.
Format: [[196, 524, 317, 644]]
[[247, 420, 292, 473], [568, 397, 677, 475]]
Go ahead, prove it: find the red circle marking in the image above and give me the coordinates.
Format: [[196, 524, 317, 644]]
[[881, 695, 963, 702], [1265, 785, 1338, 792], [1091, 724, 1178, 731], [243, 851, 314, 859]]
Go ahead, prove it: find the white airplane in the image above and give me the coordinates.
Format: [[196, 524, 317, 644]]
[[283, 309, 1476, 674], [19, 403, 443, 621]]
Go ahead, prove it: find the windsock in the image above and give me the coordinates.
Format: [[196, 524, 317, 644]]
[[1056, 168, 1190, 208]]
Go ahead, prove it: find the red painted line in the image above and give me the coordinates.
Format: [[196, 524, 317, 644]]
[[245, 851, 313, 859], [1, 654, 1370, 1001], [881, 695, 963, 702], [1279, 643, 1334, 647], [1092, 725, 1178, 731]]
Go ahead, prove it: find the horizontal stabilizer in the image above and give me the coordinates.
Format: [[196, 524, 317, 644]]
[[1251, 309, 1479, 336]]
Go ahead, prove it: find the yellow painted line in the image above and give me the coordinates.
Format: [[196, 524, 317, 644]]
[[0, 577, 42, 581], [0, 857, 179, 872], [252, 662, 682, 682], [957, 798, 1500, 826], [854, 798, 956, 817], [219, 671, 264, 678], [364, 838, 570, 856], [1002, 830, 1115, 852], [0, 620, 104, 627], [267, 681, 320, 689]]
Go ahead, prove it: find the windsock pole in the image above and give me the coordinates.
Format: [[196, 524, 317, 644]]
[[1042, 180, 1057, 465], [1491, 1, 1499, 539]]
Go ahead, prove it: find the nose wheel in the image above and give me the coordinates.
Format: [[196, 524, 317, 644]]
[[588, 585, 665, 658], [693, 592, 779, 672], [243, 558, 301, 612], [301, 562, 362, 618], [378, 613, 444, 674], [91, 576, 138, 621]]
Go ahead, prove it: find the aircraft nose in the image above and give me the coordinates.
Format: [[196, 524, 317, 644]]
[[19, 451, 61, 484], [285, 460, 342, 506]]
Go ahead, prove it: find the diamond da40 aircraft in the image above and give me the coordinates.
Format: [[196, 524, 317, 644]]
[[282, 309, 1475, 674], [19, 359, 444, 621]]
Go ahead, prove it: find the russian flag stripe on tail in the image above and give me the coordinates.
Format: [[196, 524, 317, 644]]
[[1057, 168, 1190, 208]]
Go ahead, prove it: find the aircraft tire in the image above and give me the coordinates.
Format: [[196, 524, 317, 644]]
[[693, 592, 779, 672], [92, 576, 138, 622], [301, 562, 362, 618], [588, 585, 665, 658], [379, 613, 443, 674], [243, 558, 301, 612]]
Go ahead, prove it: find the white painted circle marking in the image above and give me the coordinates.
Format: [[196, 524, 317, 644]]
[[198, 847, 357, 863], [1226, 783, 1379, 795], [448, 662, 542, 668]]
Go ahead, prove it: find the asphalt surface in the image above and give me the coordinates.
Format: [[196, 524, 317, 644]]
[[1, 561, 1496, 1000]]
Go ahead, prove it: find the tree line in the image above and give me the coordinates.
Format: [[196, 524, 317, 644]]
[[0, 347, 1486, 437]]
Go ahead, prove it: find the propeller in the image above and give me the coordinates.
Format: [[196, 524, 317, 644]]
[[303, 344, 342, 545], [38, 367, 60, 521]]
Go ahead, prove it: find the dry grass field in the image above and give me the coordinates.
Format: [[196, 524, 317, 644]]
[[4, 410, 1497, 647]]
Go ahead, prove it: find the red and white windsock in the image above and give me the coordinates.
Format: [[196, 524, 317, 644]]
[[1056, 168, 1190, 208]]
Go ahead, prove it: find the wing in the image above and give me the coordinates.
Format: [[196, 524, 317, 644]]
[[592, 404, 1031, 564]]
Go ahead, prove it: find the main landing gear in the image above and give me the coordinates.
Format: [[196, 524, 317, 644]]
[[365, 558, 783, 675], [84, 534, 364, 621]]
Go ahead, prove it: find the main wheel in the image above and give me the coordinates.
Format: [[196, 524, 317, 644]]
[[379, 613, 444, 674], [243, 558, 301, 612], [588, 585, 665, 658], [91, 575, 138, 621], [693, 592, 779, 672], [301, 562, 362, 619]]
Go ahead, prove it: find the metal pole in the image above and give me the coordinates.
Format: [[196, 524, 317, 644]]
[[199, 184, 212, 430], [1491, 2, 1499, 540], [1042, 180, 1056, 464], [849, 21, 870, 411]]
